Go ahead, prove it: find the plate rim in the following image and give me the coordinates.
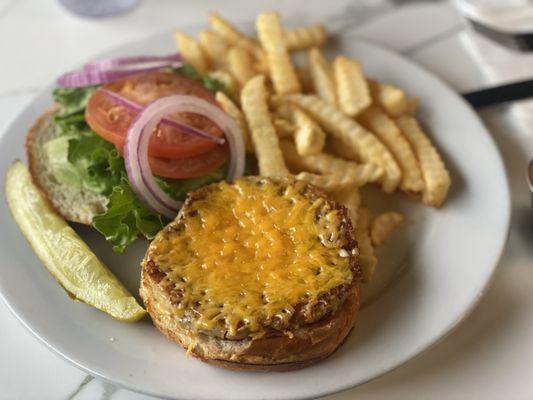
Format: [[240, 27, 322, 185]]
[[0, 31, 512, 400]]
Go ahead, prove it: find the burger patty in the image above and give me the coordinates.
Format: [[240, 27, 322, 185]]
[[141, 176, 360, 341]]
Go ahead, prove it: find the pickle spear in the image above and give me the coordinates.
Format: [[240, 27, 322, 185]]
[[4, 160, 146, 321]]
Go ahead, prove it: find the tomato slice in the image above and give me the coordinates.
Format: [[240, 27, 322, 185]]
[[115, 144, 228, 179], [149, 145, 228, 179], [85, 71, 225, 159]]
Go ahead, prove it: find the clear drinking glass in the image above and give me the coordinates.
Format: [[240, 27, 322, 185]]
[[58, 0, 140, 18]]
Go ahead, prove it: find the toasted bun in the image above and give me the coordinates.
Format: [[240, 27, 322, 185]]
[[25, 107, 107, 225], [140, 177, 361, 371], [141, 272, 359, 371]]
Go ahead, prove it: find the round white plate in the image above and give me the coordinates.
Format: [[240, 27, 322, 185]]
[[0, 30, 510, 400]]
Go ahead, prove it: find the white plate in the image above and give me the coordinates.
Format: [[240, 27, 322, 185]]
[[0, 31, 510, 400]]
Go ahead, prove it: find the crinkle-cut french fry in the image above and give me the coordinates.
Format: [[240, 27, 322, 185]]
[[293, 107, 326, 156], [295, 164, 382, 191], [396, 116, 451, 207], [327, 136, 358, 160], [227, 46, 256, 87], [173, 31, 208, 73], [334, 56, 371, 117], [256, 12, 301, 95], [216, 92, 253, 153], [308, 48, 336, 105], [207, 11, 257, 51], [272, 99, 325, 155], [253, 48, 270, 74], [270, 96, 293, 119], [280, 140, 361, 175], [198, 29, 228, 69], [241, 76, 289, 177], [370, 212, 404, 247], [286, 94, 401, 193], [273, 118, 295, 139], [283, 24, 326, 51], [406, 97, 419, 115], [369, 80, 409, 117], [207, 70, 238, 99], [295, 67, 313, 93], [333, 187, 361, 227], [354, 208, 377, 282], [359, 106, 424, 193]]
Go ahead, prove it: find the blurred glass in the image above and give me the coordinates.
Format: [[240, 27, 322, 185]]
[[58, 0, 140, 18]]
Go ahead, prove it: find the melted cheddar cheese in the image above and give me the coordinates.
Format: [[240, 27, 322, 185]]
[[150, 178, 353, 338]]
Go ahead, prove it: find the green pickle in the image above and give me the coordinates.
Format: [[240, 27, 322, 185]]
[[4, 160, 146, 321]]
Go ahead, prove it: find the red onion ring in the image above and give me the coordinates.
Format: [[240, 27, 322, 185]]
[[99, 88, 225, 145], [57, 61, 182, 87], [83, 54, 182, 71], [124, 95, 245, 218]]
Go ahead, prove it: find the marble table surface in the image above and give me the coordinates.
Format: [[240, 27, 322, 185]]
[[1, 0, 533, 399]]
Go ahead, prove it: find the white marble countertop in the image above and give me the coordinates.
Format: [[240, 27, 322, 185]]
[[1, 0, 533, 399]]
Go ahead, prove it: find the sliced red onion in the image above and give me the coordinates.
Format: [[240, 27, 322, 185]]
[[57, 61, 182, 87], [99, 88, 225, 145], [124, 95, 245, 219], [83, 54, 182, 71]]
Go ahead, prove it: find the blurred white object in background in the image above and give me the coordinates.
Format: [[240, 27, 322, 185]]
[[456, 0, 533, 136], [456, 0, 533, 32], [58, 0, 140, 18]]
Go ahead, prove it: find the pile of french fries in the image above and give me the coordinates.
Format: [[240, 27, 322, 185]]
[[174, 11, 451, 282]]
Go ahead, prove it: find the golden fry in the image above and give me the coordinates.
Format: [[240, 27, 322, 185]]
[[241, 76, 289, 177], [369, 80, 409, 117], [333, 188, 361, 227], [396, 116, 451, 207], [308, 48, 336, 105], [173, 31, 208, 73], [256, 12, 301, 95], [287, 94, 401, 193], [326, 136, 357, 160], [284, 24, 326, 51], [216, 92, 253, 153], [207, 11, 257, 51], [295, 67, 313, 93], [354, 208, 377, 282], [227, 46, 256, 87], [293, 107, 326, 156], [370, 212, 404, 247], [270, 96, 293, 119], [273, 118, 295, 139], [198, 29, 228, 69], [280, 140, 360, 174], [359, 106, 424, 193], [295, 164, 382, 191], [253, 48, 269, 74], [207, 70, 238, 98], [406, 97, 419, 115], [333, 56, 371, 117]]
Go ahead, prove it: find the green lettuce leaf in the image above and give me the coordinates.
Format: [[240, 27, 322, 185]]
[[53, 86, 96, 115], [63, 128, 167, 252], [92, 179, 164, 253], [155, 166, 227, 202], [169, 64, 227, 94]]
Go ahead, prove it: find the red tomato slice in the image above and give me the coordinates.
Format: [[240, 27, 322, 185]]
[[85, 71, 225, 159], [148, 145, 228, 179], [116, 144, 228, 179]]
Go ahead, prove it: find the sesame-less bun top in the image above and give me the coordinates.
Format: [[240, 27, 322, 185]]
[[142, 177, 359, 342]]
